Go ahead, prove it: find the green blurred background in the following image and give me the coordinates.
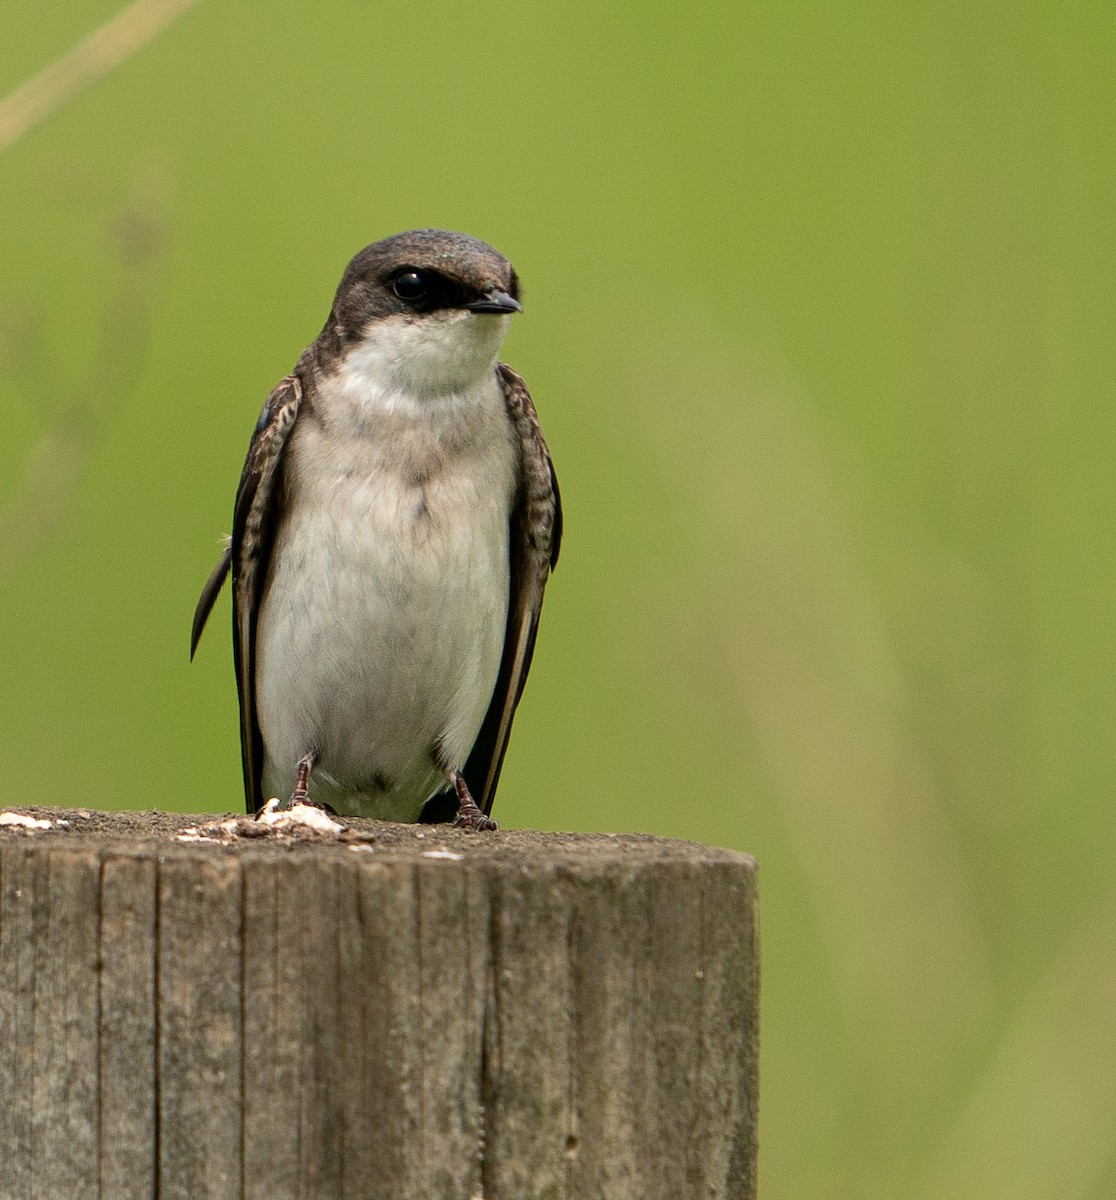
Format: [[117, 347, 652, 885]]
[[2, 3, 1113, 1196]]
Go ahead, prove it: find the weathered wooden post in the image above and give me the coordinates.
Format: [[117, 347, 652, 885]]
[[0, 808, 758, 1199]]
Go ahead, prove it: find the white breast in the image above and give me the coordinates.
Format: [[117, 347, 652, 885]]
[[253, 345, 518, 820]]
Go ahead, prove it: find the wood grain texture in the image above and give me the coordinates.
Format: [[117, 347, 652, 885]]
[[98, 853, 157, 1200], [0, 809, 758, 1199]]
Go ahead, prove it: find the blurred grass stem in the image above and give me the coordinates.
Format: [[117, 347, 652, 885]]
[[0, 0, 200, 155]]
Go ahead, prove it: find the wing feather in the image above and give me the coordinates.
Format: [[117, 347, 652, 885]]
[[228, 375, 302, 811], [459, 363, 561, 816], [190, 544, 231, 660]]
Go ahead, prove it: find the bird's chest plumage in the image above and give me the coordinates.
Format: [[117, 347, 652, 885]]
[[253, 371, 519, 818]]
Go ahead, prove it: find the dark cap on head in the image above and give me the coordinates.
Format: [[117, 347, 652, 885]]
[[328, 229, 521, 341]]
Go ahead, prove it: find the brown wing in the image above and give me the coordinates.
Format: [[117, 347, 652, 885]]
[[455, 363, 561, 817], [191, 375, 302, 812]]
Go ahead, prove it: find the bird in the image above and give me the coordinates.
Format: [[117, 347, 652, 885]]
[[190, 230, 560, 830]]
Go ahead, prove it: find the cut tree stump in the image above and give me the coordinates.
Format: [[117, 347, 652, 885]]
[[0, 807, 758, 1199]]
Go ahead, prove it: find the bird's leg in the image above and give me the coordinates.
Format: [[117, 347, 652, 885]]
[[277, 749, 318, 812], [449, 769, 498, 832]]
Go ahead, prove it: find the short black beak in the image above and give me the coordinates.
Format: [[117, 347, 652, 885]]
[[466, 289, 522, 315]]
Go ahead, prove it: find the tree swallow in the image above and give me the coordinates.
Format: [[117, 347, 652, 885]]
[[190, 230, 561, 830]]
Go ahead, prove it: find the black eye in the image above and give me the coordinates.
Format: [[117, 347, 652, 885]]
[[392, 271, 428, 302]]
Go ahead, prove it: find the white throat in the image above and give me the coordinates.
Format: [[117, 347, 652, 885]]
[[336, 309, 512, 408]]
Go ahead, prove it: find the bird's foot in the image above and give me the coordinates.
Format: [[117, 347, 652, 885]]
[[250, 797, 346, 838], [453, 805, 499, 833], [450, 770, 498, 832], [267, 795, 337, 816], [266, 749, 319, 815]]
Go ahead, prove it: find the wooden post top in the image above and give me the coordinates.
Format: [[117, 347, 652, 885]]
[[0, 804, 756, 870]]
